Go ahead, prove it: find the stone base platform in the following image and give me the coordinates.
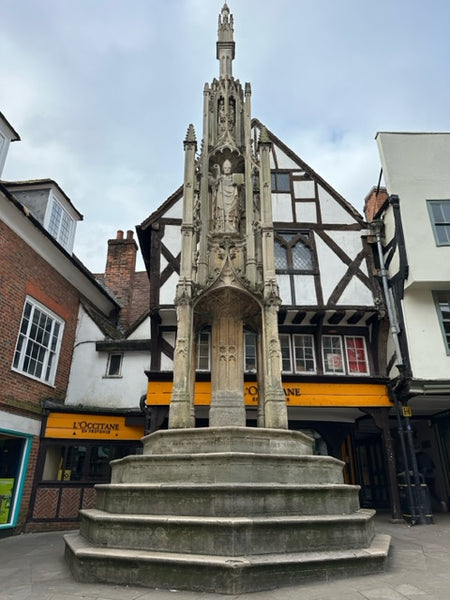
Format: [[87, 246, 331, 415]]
[[64, 427, 390, 594]]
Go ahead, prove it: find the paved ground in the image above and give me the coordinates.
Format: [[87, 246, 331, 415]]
[[1, 512, 450, 600]]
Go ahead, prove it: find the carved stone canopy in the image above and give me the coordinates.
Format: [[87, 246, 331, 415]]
[[193, 286, 261, 331]]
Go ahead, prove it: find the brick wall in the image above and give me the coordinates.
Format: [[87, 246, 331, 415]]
[[0, 219, 82, 532], [0, 220, 80, 408]]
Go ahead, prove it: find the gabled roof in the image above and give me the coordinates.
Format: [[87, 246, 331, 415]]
[[252, 119, 365, 224], [0, 182, 118, 314]]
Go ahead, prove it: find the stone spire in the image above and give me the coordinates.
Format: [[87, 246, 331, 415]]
[[217, 3, 235, 78]]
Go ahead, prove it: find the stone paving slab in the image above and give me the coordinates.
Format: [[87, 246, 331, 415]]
[[1, 513, 450, 600]]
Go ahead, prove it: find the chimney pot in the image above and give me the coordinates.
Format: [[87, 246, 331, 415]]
[[117, 230, 124, 240], [126, 230, 134, 240]]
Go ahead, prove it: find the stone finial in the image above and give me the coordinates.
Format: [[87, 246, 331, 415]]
[[259, 126, 271, 145], [184, 124, 197, 149]]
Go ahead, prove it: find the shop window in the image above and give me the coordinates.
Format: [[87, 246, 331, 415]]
[[0, 434, 30, 527], [244, 332, 257, 372], [12, 297, 64, 385], [42, 442, 141, 483], [105, 353, 123, 377]]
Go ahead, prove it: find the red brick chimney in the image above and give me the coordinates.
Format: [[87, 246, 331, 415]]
[[364, 186, 389, 222], [104, 230, 137, 330]]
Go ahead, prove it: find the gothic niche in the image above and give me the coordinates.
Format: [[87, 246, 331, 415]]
[[208, 153, 244, 235], [217, 96, 236, 136]]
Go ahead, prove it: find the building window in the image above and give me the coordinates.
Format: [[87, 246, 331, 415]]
[[279, 334, 293, 372], [428, 200, 450, 246], [434, 291, 450, 353], [12, 297, 64, 385], [46, 196, 75, 251], [322, 335, 345, 374], [42, 442, 141, 483], [105, 353, 123, 377], [271, 171, 291, 192], [322, 335, 369, 375], [274, 232, 313, 272], [293, 334, 316, 373], [197, 331, 211, 371], [244, 332, 257, 372], [344, 336, 369, 374]]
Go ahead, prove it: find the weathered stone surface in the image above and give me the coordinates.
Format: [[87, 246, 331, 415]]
[[110, 452, 345, 485], [95, 482, 361, 516], [141, 426, 314, 455], [78, 509, 375, 555], [65, 532, 391, 594]]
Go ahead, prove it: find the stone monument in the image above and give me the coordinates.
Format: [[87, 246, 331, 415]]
[[64, 4, 390, 593]]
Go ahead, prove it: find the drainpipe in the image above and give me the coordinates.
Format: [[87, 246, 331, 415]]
[[371, 219, 428, 525]]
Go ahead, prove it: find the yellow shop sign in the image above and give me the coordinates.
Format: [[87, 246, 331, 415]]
[[45, 413, 144, 440]]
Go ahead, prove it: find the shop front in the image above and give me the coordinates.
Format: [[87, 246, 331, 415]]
[[27, 409, 144, 531]]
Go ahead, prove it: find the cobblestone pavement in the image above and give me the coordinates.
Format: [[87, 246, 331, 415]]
[[1, 512, 450, 599]]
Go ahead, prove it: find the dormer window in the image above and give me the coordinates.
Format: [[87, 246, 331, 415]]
[[45, 195, 75, 252]]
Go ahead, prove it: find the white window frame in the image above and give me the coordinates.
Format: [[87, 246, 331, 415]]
[[12, 297, 65, 386], [428, 200, 450, 246], [293, 334, 316, 374], [244, 332, 257, 373], [45, 195, 75, 252], [344, 335, 370, 375], [433, 291, 450, 354], [279, 333, 293, 373], [322, 335, 345, 375], [196, 331, 211, 371]]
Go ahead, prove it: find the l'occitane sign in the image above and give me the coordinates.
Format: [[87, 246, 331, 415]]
[[146, 381, 393, 408], [45, 413, 143, 440]]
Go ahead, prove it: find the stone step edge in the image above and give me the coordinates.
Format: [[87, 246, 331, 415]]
[[113, 453, 342, 462], [96, 482, 360, 491], [80, 508, 375, 525], [65, 531, 390, 566]]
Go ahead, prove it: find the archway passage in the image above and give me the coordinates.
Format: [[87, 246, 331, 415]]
[[194, 286, 261, 427]]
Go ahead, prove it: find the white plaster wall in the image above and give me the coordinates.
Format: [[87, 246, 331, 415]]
[[315, 235, 348, 303], [160, 331, 175, 371], [159, 271, 178, 305], [293, 180, 315, 198], [277, 274, 292, 304], [326, 230, 362, 262], [402, 288, 450, 379], [318, 186, 354, 224], [377, 133, 450, 287], [293, 275, 317, 304], [66, 306, 150, 409], [162, 225, 182, 257], [164, 198, 183, 219], [273, 148, 300, 170], [295, 202, 317, 223], [272, 193, 293, 222], [128, 317, 150, 340], [339, 277, 374, 306]]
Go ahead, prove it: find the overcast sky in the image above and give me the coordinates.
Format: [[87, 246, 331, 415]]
[[2, 0, 449, 272]]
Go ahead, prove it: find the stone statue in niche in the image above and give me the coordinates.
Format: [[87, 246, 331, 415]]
[[209, 159, 243, 233]]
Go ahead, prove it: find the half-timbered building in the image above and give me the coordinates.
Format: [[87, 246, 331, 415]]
[[136, 5, 399, 515]]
